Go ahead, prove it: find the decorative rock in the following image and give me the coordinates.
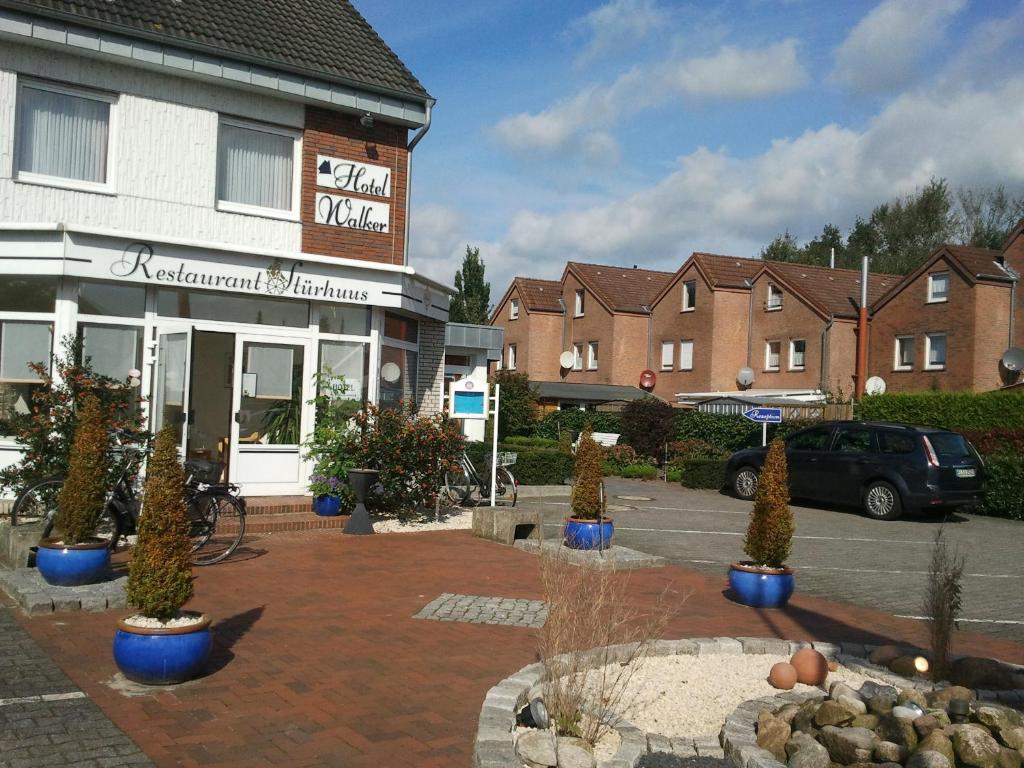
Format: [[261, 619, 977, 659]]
[[792, 649, 830, 686], [770, 662, 799, 690], [893, 706, 924, 721], [789, 735, 831, 768], [976, 706, 1024, 735], [899, 690, 929, 710], [757, 710, 792, 762], [776, 703, 802, 725], [861, 682, 899, 716], [915, 715, 941, 738], [874, 740, 908, 763], [918, 731, 957, 766], [926, 686, 976, 708], [877, 713, 919, 750], [518, 730, 558, 768], [927, 709, 952, 729], [830, 682, 861, 701], [816, 700, 857, 727], [951, 724, 1003, 768], [950, 658, 1010, 691], [794, 700, 823, 734], [997, 726, 1024, 752], [870, 645, 904, 666], [852, 715, 881, 730], [556, 736, 595, 768], [818, 726, 877, 764], [838, 695, 869, 716], [998, 747, 1023, 768], [906, 751, 952, 768]]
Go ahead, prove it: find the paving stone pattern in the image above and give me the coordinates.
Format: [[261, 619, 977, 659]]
[[0, 568, 127, 615], [415, 592, 547, 627], [0, 606, 152, 767]]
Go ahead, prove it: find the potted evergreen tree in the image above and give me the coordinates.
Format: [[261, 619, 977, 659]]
[[113, 425, 211, 685], [563, 428, 613, 550], [728, 438, 796, 608], [36, 395, 113, 586]]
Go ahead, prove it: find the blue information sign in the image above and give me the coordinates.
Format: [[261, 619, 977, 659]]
[[743, 407, 783, 423]]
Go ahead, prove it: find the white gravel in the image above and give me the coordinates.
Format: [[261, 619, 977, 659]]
[[587, 653, 888, 740], [122, 613, 205, 629], [371, 509, 472, 533]]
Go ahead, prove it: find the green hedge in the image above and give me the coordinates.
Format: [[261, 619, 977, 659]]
[[621, 464, 658, 479], [858, 392, 1024, 431], [978, 456, 1024, 521], [532, 410, 623, 440], [502, 435, 560, 448], [678, 457, 728, 490], [465, 442, 573, 486]]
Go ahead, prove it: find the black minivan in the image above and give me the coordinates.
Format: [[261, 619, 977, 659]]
[[725, 421, 984, 520]]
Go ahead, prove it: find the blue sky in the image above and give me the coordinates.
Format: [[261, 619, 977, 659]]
[[358, 0, 1024, 294]]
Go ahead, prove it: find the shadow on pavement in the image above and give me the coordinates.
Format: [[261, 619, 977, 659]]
[[205, 604, 265, 675]]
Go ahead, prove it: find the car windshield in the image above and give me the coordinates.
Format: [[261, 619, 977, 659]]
[[927, 433, 974, 460]]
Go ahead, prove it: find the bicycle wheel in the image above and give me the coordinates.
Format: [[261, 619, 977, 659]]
[[444, 468, 472, 504], [11, 478, 63, 528], [41, 500, 122, 550], [494, 467, 518, 507], [189, 493, 246, 566]]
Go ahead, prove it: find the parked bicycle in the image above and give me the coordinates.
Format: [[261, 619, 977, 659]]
[[444, 450, 517, 506], [9, 432, 246, 566]]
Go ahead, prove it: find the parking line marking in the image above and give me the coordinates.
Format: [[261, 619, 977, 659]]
[[541, 522, 931, 545], [0, 691, 87, 707], [672, 559, 1022, 579], [531, 501, 746, 515], [894, 615, 1024, 626]]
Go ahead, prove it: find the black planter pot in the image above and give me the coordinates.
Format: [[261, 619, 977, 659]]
[[343, 468, 379, 535]]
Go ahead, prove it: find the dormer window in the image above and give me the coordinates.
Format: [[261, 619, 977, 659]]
[[766, 284, 783, 310], [681, 280, 696, 312], [927, 272, 949, 303], [574, 289, 585, 317], [510, 298, 519, 320]]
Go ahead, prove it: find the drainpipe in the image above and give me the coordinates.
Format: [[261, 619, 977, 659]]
[[820, 316, 834, 392], [1010, 278, 1017, 348], [744, 278, 754, 366], [855, 254, 869, 399], [643, 304, 653, 370], [403, 101, 434, 267]]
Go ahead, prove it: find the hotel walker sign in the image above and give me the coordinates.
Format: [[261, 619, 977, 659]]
[[314, 155, 391, 233]]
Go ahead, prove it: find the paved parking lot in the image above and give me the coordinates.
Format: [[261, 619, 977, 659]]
[[525, 478, 1024, 641]]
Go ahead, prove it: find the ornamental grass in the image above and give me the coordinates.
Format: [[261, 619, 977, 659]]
[[570, 427, 604, 520], [127, 425, 193, 621], [54, 395, 111, 545], [743, 438, 794, 568]]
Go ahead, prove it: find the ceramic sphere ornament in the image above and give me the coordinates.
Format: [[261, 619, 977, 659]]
[[791, 648, 829, 686], [768, 662, 798, 690]]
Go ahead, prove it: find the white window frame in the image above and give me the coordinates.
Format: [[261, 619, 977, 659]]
[[927, 271, 949, 303], [509, 298, 519, 320], [766, 284, 783, 310], [14, 78, 118, 195], [586, 341, 598, 370], [216, 116, 302, 222], [507, 343, 517, 370], [789, 338, 806, 371], [765, 340, 781, 371], [574, 289, 585, 318], [894, 335, 914, 371], [681, 280, 696, 312], [678, 339, 693, 371], [660, 341, 673, 371], [925, 332, 947, 370], [572, 342, 583, 371]]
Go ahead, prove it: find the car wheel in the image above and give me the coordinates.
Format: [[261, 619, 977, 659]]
[[732, 467, 759, 500], [863, 481, 902, 521]]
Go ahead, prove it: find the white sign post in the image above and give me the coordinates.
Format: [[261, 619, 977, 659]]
[[490, 384, 500, 508]]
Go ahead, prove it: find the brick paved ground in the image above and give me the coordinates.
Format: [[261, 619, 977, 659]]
[[6, 528, 1024, 768]]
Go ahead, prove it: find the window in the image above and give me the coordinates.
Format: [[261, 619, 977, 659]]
[[681, 280, 696, 312], [766, 284, 783, 310], [789, 339, 806, 371], [572, 343, 583, 371], [507, 343, 517, 370], [158, 288, 308, 328], [925, 333, 947, 370], [832, 427, 873, 454], [787, 426, 834, 451], [0, 321, 53, 436], [238, 341, 304, 444], [78, 281, 146, 318], [510, 299, 519, 320], [217, 118, 300, 217], [383, 313, 419, 344], [16, 81, 114, 190], [679, 340, 693, 370], [380, 312, 419, 410], [765, 340, 781, 371], [587, 342, 598, 370], [927, 272, 949, 303], [79, 323, 142, 380], [318, 340, 368, 405], [317, 304, 371, 336], [574, 289, 585, 317], [660, 341, 674, 370], [878, 432, 915, 454], [894, 336, 914, 371], [0, 276, 57, 313]]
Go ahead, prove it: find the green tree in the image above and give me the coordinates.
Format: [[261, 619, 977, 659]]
[[803, 223, 846, 267], [54, 395, 111, 545], [620, 397, 675, 463], [450, 245, 491, 324], [743, 438, 793, 568], [570, 427, 604, 520], [955, 185, 1024, 249], [492, 370, 537, 438], [760, 230, 803, 263]]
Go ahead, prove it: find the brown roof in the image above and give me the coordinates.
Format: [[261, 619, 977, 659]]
[[760, 262, 898, 319], [944, 245, 1009, 279], [566, 262, 674, 314], [513, 277, 563, 313], [691, 252, 762, 288]]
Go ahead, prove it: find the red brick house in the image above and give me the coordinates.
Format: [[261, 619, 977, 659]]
[[490, 278, 563, 382]]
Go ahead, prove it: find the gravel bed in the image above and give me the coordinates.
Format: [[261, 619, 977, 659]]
[[371, 509, 472, 533], [122, 613, 205, 629], [589, 653, 888, 741]]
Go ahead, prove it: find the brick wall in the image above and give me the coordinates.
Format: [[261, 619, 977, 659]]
[[415, 318, 446, 415], [972, 283, 1012, 391], [301, 108, 407, 265], [826, 320, 858, 398], [709, 290, 752, 392], [491, 286, 564, 381], [561, 273, 616, 385], [1001, 230, 1024, 349], [650, 267, 714, 397], [747, 274, 828, 389]]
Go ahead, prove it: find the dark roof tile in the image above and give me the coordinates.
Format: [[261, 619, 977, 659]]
[[691, 252, 761, 288], [762, 261, 897, 318], [514, 278, 563, 313], [568, 261, 673, 314]]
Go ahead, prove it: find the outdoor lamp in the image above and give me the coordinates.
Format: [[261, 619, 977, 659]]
[[529, 698, 550, 730], [359, 111, 374, 128], [913, 656, 929, 674], [948, 698, 970, 723]]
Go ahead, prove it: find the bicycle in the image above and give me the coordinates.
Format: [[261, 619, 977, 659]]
[[9, 433, 246, 566], [444, 450, 517, 506]]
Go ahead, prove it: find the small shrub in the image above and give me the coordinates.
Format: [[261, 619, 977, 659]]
[[665, 467, 682, 483], [621, 464, 658, 479], [743, 439, 793, 568], [532, 410, 622, 440], [978, 455, 1024, 520], [570, 428, 604, 520], [603, 444, 654, 475], [127, 425, 193, 621], [678, 458, 727, 489], [492, 370, 538, 438], [503, 435, 559, 448], [620, 397, 676, 462], [669, 439, 727, 461], [962, 428, 1024, 458], [675, 411, 760, 452], [54, 395, 111, 545], [508, 449, 574, 485], [923, 528, 964, 682]]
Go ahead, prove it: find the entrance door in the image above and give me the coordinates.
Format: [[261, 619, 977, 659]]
[[229, 335, 311, 495], [185, 331, 234, 469], [152, 329, 192, 455]]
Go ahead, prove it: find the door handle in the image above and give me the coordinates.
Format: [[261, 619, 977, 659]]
[[234, 412, 243, 424], [187, 410, 195, 425]]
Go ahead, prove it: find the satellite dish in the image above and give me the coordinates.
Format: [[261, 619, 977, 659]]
[[558, 350, 575, 369], [1001, 348, 1024, 372], [639, 369, 656, 390], [736, 367, 755, 388], [380, 362, 402, 383], [865, 376, 887, 395]]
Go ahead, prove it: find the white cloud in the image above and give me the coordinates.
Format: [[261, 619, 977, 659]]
[[491, 77, 1024, 273], [491, 40, 807, 154], [569, 0, 671, 67], [830, 0, 966, 95], [407, 203, 467, 288]]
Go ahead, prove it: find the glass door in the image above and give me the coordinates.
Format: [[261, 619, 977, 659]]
[[229, 334, 311, 495], [152, 329, 192, 455]]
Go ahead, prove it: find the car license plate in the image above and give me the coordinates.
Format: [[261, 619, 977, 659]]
[[956, 468, 976, 478]]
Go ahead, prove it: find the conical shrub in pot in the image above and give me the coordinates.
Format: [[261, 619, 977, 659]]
[[115, 425, 211, 685], [565, 427, 612, 549], [36, 395, 113, 586]]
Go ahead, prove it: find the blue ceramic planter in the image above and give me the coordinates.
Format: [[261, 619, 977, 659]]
[[564, 517, 614, 550], [36, 539, 110, 586], [728, 562, 795, 608], [312, 494, 342, 517], [113, 613, 212, 685]]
